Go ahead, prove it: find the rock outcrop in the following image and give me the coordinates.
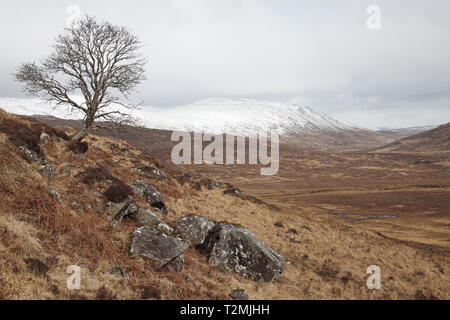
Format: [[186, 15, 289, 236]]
[[131, 180, 168, 214]]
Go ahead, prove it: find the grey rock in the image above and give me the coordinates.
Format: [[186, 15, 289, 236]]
[[71, 201, 82, 211], [132, 208, 173, 234], [200, 223, 286, 282], [62, 165, 73, 176], [129, 226, 190, 270], [46, 188, 62, 205], [230, 289, 249, 300], [134, 165, 167, 181], [176, 215, 215, 246], [108, 265, 130, 285], [40, 132, 51, 144], [126, 203, 138, 215], [131, 180, 167, 213], [106, 196, 132, 220], [165, 254, 185, 272], [38, 164, 54, 181], [17, 146, 42, 163]]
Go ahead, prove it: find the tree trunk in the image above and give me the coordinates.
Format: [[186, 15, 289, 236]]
[[71, 118, 93, 141]]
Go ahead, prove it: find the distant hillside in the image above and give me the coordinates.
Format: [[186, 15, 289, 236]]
[[375, 122, 450, 152], [376, 125, 438, 140]]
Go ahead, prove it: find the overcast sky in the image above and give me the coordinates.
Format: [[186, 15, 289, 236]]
[[1, 0, 449, 129]]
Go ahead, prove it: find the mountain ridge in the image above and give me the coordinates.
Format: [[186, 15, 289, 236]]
[[0, 96, 364, 136]]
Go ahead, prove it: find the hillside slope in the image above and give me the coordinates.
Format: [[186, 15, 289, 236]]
[[375, 122, 450, 152], [376, 125, 438, 140], [0, 108, 449, 300]]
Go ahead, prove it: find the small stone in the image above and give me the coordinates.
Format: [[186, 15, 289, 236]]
[[40, 132, 51, 144], [230, 289, 249, 300], [108, 265, 130, 285], [46, 188, 62, 205], [38, 164, 54, 181], [106, 196, 132, 220], [274, 221, 284, 228]]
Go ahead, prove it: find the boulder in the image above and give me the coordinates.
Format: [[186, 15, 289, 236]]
[[200, 223, 286, 282], [38, 164, 54, 181], [175, 215, 215, 246], [131, 180, 167, 213], [129, 226, 189, 271], [132, 208, 173, 234]]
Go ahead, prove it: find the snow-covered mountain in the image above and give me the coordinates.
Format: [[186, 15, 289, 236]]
[[0, 97, 365, 136]]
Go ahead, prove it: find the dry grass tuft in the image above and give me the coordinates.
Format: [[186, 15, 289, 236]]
[[78, 166, 115, 185], [103, 180, 133, 203], [67, 140, 89, 154]]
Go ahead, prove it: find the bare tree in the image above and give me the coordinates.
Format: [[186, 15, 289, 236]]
[[14, 15, 147, 141]]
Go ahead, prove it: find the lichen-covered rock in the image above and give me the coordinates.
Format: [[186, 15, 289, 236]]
[[129, 226, 189, 270], [132, 208, 173, 234], [38, 164, 54, 181], [200, 223, 286, 282], [18, 146, 42, 163], [175, 215, 215, 246], [131, 180, 167, 213]]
